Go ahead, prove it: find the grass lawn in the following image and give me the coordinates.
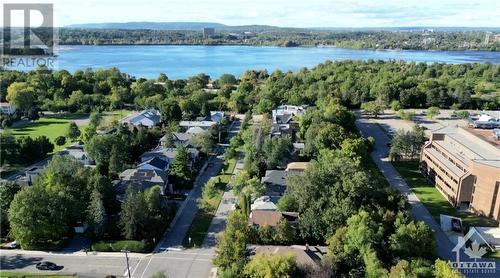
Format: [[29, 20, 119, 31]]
[[393, 161, 499, 228], [101, 110, 131, 126], [182, 158, 237, 248], [4, 113, 89, 152], [0, 272, 76, 278]]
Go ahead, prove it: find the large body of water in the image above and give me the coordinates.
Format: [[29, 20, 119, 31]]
[[50, 45, 500, 79]]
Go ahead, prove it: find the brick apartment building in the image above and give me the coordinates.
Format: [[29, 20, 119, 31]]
[[420, 126, 500, 221]]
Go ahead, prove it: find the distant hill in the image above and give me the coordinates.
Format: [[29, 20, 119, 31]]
[[65, 22, 500, 32], [65, 22, 295, 32], [66, 22, 228, 30]]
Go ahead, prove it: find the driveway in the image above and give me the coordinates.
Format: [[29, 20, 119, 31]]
[[355, 115, 455, 260]]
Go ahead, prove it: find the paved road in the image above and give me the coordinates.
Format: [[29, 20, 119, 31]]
[[0, 249, 216, 278], [0, 250, 142, 277], [355, 115, 455, 260]]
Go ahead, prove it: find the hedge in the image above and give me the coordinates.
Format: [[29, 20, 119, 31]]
[[91, 240, 150, 253]]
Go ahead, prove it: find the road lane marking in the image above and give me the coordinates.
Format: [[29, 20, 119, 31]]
[[139, 254, 154, 278], [130, 256, 144, 277]]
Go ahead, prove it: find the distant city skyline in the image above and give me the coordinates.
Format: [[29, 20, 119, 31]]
[[2, 0, 500, 28]]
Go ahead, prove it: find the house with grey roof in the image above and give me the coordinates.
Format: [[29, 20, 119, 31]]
[[115, 168, 170, 201], [179, 120, 217, 130], [59, 141, 92, 165], [251, 195, 278, 211], [160, 132, 195, 148], [120, 109, 161, 128], [140, 147, 199, 168], [137, 157, 170, 172]]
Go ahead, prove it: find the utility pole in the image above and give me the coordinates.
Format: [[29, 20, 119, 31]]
[[122, 249, 131, 278]]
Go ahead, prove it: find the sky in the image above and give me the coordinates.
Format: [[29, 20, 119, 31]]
[[2, 0, 500, 28]]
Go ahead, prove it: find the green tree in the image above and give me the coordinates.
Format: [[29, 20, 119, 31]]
[[390, 100, 401, 111], [169, 145, 191, 188], [67, 121, 81, 141], [389, 218, 436, 260], [160, 99, 182, 123], [426, 106, 440, 119], [0, 181, 22, 236], [258, 225, 274, 244], [274, 219, 298, 245], [6, 82, 36, 116], [89, 112, 103, 127], [8, 186, 68, 249], [214, 211, 248, 272], [361, 101, 385, 118], [243, 252, 298, 278], [262, 135, 293, 169], [192, 131, 215, 154], [119, 186, 147, 239], [55, 136, 66, 146], [434, 259, 463, 278], [87, 190, 106, 237]]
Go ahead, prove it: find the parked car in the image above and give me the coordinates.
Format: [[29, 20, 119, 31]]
[[1, 241, 18, 249], [36, 261, 61, 271]]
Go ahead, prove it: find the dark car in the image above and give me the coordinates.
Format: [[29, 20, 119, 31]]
[[36, 261, 61, 271]]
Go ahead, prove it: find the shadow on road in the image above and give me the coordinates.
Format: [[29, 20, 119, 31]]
[[0, 254, 43, 269]]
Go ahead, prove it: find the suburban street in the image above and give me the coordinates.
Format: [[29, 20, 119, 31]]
[[1, 119, 243, 278]]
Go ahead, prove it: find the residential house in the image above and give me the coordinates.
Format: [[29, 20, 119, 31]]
[[249, 245, 328, 268], [137, 157, 170, 172], [120, 109, 161, 128], [251, 195, 278, 211], [59, 141, 92, 165], [186, 126, 206, 135], [115, 168, 170, 201], [160, 132, 195, 148], [420, 126, 500, 220], [270, 105, 306, 140], [179, 120, 217, 130], [261, 170, 287, 196], [248, 210, 299, 228], [24, 166, 45, 185], [286, 162, 309, 174], [260, 162, 308, 196], [140, 147, 199, 168], [0, 102, 16, 115]]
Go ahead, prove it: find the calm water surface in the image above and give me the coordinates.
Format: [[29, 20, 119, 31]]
[[50, 45, 500, 79]]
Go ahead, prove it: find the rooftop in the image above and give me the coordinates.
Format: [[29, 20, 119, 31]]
[[248, 210, 298, 227], [431, 126, 500, 168], [286, 162, 309, 171]]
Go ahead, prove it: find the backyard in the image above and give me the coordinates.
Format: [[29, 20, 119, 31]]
[[0, 110, 132, 179], [392, 161, 499, 228], [182, 158, 237, 248]]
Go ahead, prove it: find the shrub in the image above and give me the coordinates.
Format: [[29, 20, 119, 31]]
[[91, 240, 150, 253]]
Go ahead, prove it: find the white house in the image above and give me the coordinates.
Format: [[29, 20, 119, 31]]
[[120, 109, 161, 128], [179, 120, 217, 130], [0, 102, 16, 115]]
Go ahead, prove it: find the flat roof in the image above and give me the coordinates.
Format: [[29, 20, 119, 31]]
[[433, 126, 500, 162]]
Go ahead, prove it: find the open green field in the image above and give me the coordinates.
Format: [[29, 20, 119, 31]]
[[182, 158, 237, 248], [4, 113, 89, 152], [0, 272, 76, 278], [3, 110, 132, 153], [393, 161, 498, 228]]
